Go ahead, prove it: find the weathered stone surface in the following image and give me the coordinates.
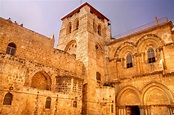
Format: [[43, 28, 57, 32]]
[[108, 18, 174, 114], [0, 2, 174, 115]]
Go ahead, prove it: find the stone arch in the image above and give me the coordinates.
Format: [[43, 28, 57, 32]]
[[137, 34, 164, 53], [142, 82, 173, 105], [31, 71, 51, 90], [117, 86, 141, 106], [137, 35, 164, 64], [114, 42, 136, 68], [114, 42, 136, 58], [64, 40, 77, 55], [137, 34, 164, 45]]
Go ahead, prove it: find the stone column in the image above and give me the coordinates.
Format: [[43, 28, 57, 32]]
[[54, 94, 58, 115], [143, 105, 150, 115], [139, 106, 145, 115], [170, 106, 174, 115], [114, 79, 120, 115], [159, 47, 167, 70], [118, 107, 126, 115], [71, 78, 73, 93]]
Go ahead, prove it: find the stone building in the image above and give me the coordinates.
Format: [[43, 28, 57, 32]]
[[0, 2, 174, 115]]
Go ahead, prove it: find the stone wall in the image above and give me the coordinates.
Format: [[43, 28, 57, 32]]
[[1, 3, 174, 115], [0, 18, 85, 115], [108, 21, 174, 115], [57, 4, 114, 115]]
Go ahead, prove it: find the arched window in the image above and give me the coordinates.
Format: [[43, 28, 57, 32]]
[[31, 72, 51, 90], [65, 40, 77, 55], [45, 97, 51, 109], [111, 104, 114, 113], [6, 42, 16, 55], [75, 19, 79, 30], [67, 22, 72, 34], [98, 25, 101, 36], [3, 93, 13, 105], [126, 54, 133, 68], [148, 48, 156, 63], [93, 20, 96, 32], [96, 72, 101, 83], [73, 101, 77, 108]]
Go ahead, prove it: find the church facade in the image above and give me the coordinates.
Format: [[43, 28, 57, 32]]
[[0, 2, 174, 115]]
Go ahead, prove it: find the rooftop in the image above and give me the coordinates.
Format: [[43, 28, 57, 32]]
[[113, 17, 169, 39], [61, 2, 109, 21]]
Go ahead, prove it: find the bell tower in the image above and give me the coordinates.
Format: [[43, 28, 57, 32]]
[[57, 2, 111, 114]]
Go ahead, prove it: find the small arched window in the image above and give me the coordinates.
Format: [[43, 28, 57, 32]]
[[6, 42, 16, 55], [98, 25, 101, 36], [67, 22, 72, 34], [75, 19, 79, 30], [126, 54, 133, 68], [111, 104, 114, 113], [148, 48, 156, 63], [93, 20, 96, 32], [73, 101, 77, 108], [3, 93, 13, 105], [45, 97, 51, 109], [96, 72, 101, 82]]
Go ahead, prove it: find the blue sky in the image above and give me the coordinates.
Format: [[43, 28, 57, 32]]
[[1, 0, 174, 47]]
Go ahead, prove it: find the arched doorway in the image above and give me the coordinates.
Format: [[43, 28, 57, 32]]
[[117, 87, 141, 115], [143, 86, 171, 115], [126, 106, 140, 115], [31, 71, 51, 90]]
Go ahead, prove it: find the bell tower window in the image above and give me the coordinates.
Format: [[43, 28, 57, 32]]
[[75, 19, 79, 30], [67, 22, 72, 34], [98, 25, 101, 36]]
